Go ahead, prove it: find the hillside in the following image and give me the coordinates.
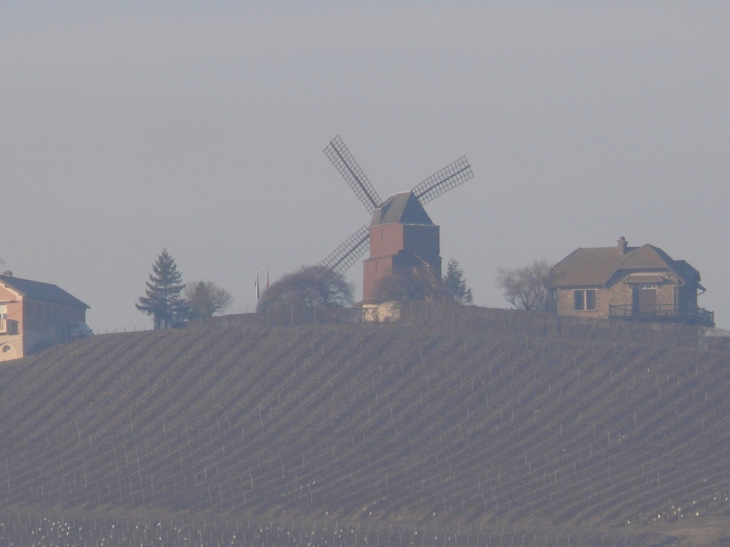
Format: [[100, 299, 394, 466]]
[[0, 320, 729, 545]]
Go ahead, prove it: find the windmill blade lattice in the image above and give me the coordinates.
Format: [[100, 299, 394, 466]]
[[411, 156, 473, 205], [318, 225, 370, 278], [324, 136, 383, 214]]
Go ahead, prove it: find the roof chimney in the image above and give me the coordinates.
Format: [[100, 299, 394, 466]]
[[617, 237, 628, 255]]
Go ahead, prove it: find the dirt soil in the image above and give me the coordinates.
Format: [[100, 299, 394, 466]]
[[642, 517, 730, 546]]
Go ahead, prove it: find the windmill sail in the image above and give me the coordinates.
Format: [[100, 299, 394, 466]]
[[321, 136, 475, 280], [319, 225, 370, 277], [324, 136, 383, 214], [411, 156, 473, 205]]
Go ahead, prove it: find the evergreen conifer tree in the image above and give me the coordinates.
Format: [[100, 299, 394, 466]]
[[136, 249, 189, 329], [443, 258, 474, 304]]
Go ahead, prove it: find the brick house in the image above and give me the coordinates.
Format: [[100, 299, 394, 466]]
[[0, 273, 90, 361], [550, 237, 713, 326]]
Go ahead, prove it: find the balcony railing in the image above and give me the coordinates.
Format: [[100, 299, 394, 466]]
[[609, 304, 715, 326], [0, 319, 19, 335]]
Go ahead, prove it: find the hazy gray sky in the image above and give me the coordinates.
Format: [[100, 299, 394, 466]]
[[2, 2, 729, 330]]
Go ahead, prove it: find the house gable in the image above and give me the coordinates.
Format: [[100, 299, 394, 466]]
[[0, 284, 23, 305], [552, 241, 700, 289], [551, 247, 634, 288]]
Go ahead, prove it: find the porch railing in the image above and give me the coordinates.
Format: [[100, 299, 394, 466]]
[[609, 304, 714, 326]]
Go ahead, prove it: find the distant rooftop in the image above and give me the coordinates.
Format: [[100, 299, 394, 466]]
[[370, 191, 434, 227], [0, 274, 89, 309], [551, 238, 701, 288]]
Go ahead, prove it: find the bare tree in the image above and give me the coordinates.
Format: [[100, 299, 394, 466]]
[[375, 264, 448, 303], [256, 265, 353, 314], [496, 259, 554, 311], [184, 281, 233, 320]]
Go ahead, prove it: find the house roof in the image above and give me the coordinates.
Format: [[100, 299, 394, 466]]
[[621, 273, 666, 284], [551, 240, 701, 288], [370, 191, 434, 227], [0, 275, 90, 309]]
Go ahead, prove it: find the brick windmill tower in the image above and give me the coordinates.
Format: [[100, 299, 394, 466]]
[[320, 136, 473, 302]]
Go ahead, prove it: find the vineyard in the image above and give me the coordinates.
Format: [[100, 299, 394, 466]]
[[0, 318, 729, 546]]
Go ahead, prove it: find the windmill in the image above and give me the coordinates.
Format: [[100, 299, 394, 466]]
[[319, 136, 474, 302]]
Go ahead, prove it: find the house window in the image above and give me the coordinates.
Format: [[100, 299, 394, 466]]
[[0, 305, 6, 320], [574, 290, 597, 311], [2, 345, 10, 353]]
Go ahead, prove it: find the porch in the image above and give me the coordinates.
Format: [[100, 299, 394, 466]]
[[609, 303, 714, 326]]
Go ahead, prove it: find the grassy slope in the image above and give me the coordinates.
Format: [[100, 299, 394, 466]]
[[0, 322, 728, 545]]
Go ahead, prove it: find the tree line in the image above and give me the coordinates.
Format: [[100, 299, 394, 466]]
[[255, 258, 474, 316], [254, 256, 554, 316], [136, 248, 551, 329], [136, 250, 233, 329]]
